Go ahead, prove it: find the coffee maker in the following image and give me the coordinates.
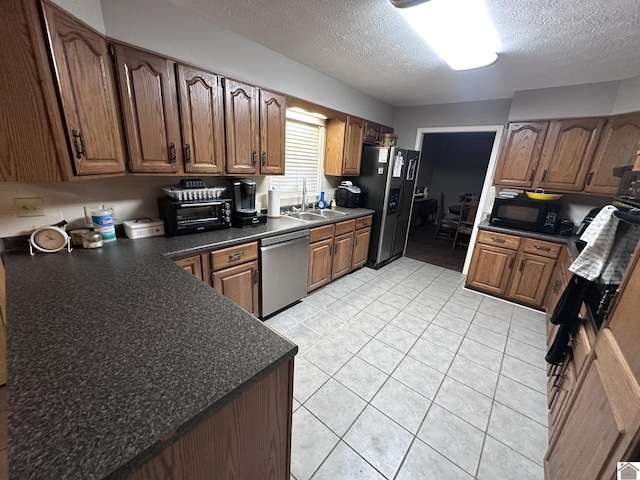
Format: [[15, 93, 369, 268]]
[[231, 178, 267, 228]]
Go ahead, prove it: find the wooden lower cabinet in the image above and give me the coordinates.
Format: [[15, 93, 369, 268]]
[[131, 358, 294, 480], [174, 255, 205, 281], [466, 244, 517, 297], [508, 253, 556, 306], [352, 227, 371, 270], [466, 230, 563, 309], [331, 232, 354, 280], [308, 238, 333, 291], [213, 260, 259, 315]]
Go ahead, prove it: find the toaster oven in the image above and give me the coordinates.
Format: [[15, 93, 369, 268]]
[[158, 197, 232, 236]]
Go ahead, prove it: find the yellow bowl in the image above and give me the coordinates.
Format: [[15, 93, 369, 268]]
[[525, 190, 563, 201]]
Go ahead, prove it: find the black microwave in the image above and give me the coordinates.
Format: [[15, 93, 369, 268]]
[[158, 197, 232, 236], [489, 197, 562, 234]]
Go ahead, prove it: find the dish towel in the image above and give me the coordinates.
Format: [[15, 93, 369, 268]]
[[569, 205, 619, 281]]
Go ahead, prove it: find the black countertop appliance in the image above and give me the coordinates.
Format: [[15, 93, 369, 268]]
[[231, 178, 266, 228]]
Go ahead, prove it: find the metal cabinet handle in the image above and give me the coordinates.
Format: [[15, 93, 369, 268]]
[[72, 130, 85, 159], [343, 158, 347, 169], [329, 245, 334, 255], [261, 151, 267, 166], [541, 169, 548, 182], [184, 144, 191, 163], [553, 280, 561, 293], [528, 170, 535, 182], [361, 220, 369, 226], [534, 245, 551, 252], [519, 259, 525, 271], [334, 244, 338, 254], [228, 251, 245, 261], [252, 150, 257, 166], [355, 236, 359, 246], [491, 236, 506, 243], [254, 270, 260, 284], [586, 172, 594, 185], [509, 257, 515, 269], [169, 143, 177, 163]]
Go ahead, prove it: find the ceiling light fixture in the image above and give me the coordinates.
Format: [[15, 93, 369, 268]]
[[392, 0, 500, 71]]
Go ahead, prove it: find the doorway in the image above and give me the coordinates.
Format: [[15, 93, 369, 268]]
[[405, 126, 504, 273]]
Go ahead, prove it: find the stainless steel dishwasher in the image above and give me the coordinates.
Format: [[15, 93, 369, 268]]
[[260, 229, 310, 318]]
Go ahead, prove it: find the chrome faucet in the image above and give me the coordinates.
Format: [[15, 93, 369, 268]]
[[301, 178, 307, 211]]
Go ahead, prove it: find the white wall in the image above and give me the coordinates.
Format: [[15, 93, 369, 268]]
[[100, 0, 395, 126], [613, 76, 640, 114], [508, 81, 620, 121], [393, 99, 512, 148], [50, 0, 105, 33]]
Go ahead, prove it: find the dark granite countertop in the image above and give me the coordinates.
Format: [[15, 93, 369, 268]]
[[4, 207, 373, 479]]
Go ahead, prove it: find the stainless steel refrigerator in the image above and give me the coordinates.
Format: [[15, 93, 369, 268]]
[[359, 146, 420, 269]]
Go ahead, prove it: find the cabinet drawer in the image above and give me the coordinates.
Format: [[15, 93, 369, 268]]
[[477, 230, 521, 250], [211, 242, 258, 271], [335, 219, 356, 236], [356, 215, 373, 230], [310, 224, 335, 243], [523, 238, 562, 259]]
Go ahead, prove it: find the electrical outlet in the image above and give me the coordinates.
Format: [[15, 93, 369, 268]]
[[84, 204, 103, 225], [14, 197, 45, 217], [102, 204, 120, 223]]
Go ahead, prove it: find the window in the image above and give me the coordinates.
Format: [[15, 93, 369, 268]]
[[270, 110, 325, 201]]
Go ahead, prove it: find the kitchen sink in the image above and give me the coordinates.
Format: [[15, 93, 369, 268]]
[[287, 212, 324, 221], [308, 209, 346, 217]]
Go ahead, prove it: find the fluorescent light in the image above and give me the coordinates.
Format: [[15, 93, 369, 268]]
[[397, 0, 499, 70]]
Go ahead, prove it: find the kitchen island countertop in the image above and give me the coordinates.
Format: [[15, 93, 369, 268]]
[[4, 207, 374, 479]]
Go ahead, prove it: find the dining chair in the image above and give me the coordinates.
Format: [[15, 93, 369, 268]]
[[452, 196, 479, 250], [434, 193, 459, 241]]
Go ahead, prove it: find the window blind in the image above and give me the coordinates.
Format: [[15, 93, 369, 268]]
[[271, 119, 324, 196]]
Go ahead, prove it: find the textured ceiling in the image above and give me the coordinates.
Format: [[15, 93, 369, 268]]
[[166, 0, 640, 107]]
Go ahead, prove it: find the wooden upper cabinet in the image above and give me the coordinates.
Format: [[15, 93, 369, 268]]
[[224, 79, 260, 174], [344, 116, 364, 175], [259, 90, 286, 175], [325, 115, 364, 176], [493, 122, 549, 188], [536, 118, 605, 191], [584, 112, 640, 195], [113, 44, 182, 173], [42, 3, 126, 176], [176, 65, 225, 174], [363, 121, 381, 144]]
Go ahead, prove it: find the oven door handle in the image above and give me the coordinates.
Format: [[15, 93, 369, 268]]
[[179, 202, 222, 207]]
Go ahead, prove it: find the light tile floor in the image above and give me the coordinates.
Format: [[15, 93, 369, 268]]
[[265, 257, 548, 480]]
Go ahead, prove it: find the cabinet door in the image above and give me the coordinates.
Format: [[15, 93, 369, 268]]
[[466, 244, 517, 296], [308, 238, 333, 292], [584, 112, 640, 195], [0, 0, 70, 182], [259, 90, 286, 175], [114, 45, 181, 173], [363, 121, 381, 144], [536, 118, 605, 191], [508, 253, 556, 307], [493, 122, 548, 188], [332, 232, 354, 280], [175, 255, 203, 281], [176, 65, 225, 174], [343, 116, 364, 175], [545, 330, 639, 479], [43, 3, 126, 176], [224, 79, 259, 174], [351, 227, 371, 270], [543, 247, 570, 315], [213, 260, 259, 315]]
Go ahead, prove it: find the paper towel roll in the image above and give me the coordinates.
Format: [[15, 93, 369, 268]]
[[267, 188, 281, 217]]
